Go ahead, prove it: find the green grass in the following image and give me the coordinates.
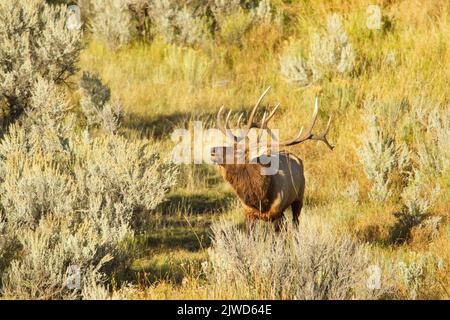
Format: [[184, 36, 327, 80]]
[[131, 214, 211, 283]]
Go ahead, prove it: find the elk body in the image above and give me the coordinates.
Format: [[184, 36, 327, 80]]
[[210, 87, 334, 230]]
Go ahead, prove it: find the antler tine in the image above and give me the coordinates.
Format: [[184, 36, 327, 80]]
[[277, 127, 304, 147], [310, 114, 334, 150], [241, 86, 271, 137], [257, 111, 268, 141], [300, 96, 319, 140], [225, 109, 232, 130], [260, 111, 267, 128], [261, 103, 280, 129], [236, 113, 244, 128], [254, 103, 281, 143], [217, 105, 238, 142], [216, 105, 226, 135]]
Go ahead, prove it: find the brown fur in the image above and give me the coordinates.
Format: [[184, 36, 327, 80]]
[[220, 163, 272, 212], [211, 145, 305, 230]]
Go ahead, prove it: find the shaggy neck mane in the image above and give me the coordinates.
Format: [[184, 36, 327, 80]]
[[222, 163, 271, 211]]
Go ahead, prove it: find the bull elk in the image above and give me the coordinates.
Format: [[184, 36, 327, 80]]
[[210, 87, 334, 230]]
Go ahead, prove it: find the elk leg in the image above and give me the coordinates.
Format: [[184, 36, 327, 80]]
[[291, 200, 302, 227], [271, 212, 284, 232], [273, 218, 282, 232]]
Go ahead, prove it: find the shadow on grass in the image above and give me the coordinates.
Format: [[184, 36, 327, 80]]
[[126, 213, 213, 284], [156, 191, 235, 215], [144, 221, 212, 251], [387, 210, 429, 245], [122, 105, 268, 140], [353, 209, 431, 247], [123, 110, 216, 140], [123, 112, 192, 139], [131, 250, 207, 284]]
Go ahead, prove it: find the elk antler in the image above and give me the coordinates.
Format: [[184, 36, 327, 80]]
[[216, 86, 272, 142], [276, 97, 334, 150], [239, 86, 272, 139], [217, 105, 239, 142], [217, 89, 334, 150], [256, 103, 280, 141]]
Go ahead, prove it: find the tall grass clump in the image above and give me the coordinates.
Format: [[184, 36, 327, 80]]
[[154, 46, 211, 86], [207, 218, 385, 300], [0, 0, 81, 124]]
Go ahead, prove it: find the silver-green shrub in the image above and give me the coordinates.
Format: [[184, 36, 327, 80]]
[[173, 7, 210, 47], [389, 101, 447, 239], [250, 0, 272, 23], [357, 100, 410, 203], [279, 42, 314, 86], [149, 1, 211, 47], [357, 114, 407, 202], [148, 0, 276, 47], [0, 62, 177, 301], [148, 0, 177, 43], [401, 171, 440, 221], [397, 253, 444, 299], [208, 218, 384, 299], [341, 180, 360, 203], [310, 13, 355, 77], [0, 0, 177, 299], [79, 72, 124, 134], [211, 0, 241, 17], [415, 104, 450, 179], [90, 0, 132, 49], [217, 9, 253, 45], [0, 0, 81, 121], [280, 14, 355, 86]]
